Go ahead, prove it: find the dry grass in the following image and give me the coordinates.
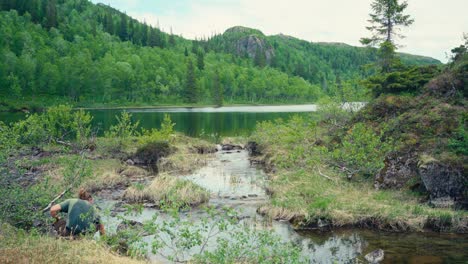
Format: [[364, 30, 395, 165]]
[[120, 166, 149, 178], [124, 174, 210, 207], [158, 134, 215, 174], [0, 224, 147, 264], [80, 159, 128, 192]]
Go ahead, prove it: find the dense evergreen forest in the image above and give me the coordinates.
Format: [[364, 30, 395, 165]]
[[0, 0, 440, 109]]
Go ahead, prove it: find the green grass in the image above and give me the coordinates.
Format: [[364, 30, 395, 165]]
[[0, 223, 147, 264], [252, 116, 468, 232]]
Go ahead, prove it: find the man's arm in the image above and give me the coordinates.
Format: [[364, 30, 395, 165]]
[[50, 204, 62, 220]]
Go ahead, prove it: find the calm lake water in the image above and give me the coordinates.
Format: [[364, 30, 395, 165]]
[[0, 105, 320, 137]]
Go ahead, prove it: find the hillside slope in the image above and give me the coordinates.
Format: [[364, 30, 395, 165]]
[[204, 26, 441, 85], [0, 1, 441, 109]]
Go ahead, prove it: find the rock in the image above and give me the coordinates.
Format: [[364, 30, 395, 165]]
[[33, 219, 43, 228], [375, 151, 419, 190], [116, 220, 149, 236], [418, 155, 466, 207], [248, 194, 258, 198], [143, 202, 159, 208], [125, 159, 135, 166], [365, 249, 384, 263], [246, 141, 261, 156], [221, 144, 243, 151], [429, 197, 455, 208], [231, 32, 274, 64], [133, 141, 172, 172]]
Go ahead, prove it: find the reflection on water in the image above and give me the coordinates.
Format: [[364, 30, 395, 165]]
[[89, 108, 314, 137], [0, 105, 319, 137], [183, 150, 266, 197]]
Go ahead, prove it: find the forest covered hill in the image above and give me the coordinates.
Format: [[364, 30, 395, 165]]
[[0, 0, 441, 109]]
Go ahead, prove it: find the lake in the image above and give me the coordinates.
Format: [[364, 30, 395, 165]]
[[0, 105, 322, 137]]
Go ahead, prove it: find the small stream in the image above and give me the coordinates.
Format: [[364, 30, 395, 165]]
[[98, 149, 468, 264]]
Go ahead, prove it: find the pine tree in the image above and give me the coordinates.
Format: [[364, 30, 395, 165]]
[[213, 70, 223, 106], [254, 47, 266, 68], [360, 0, 414, 73], [184, 47, 189, 57], [148, 27, 157, 47], [196, 51, 205, 71], [360, 0, 414, 46], [128, 19, 134, 41], [119, 13, 128, 41], [336, 74, 344, 102], [321, 75, 328, 94], [185, 59, 197, 103], [45, 0, 58, 29], [105, 12, 114, 34], [29, 0, 40, 23], [169, 27, 176, 46], [141, 23, 149, 46]]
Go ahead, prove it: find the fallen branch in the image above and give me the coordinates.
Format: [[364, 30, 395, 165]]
[[41, 187, 71, 213], [56, 140, 73, 147], [317, 168, 336, 182], [41, 152, 86, 213]]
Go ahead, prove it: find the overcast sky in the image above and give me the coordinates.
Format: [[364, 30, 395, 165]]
[[91, 0, 468, 63]]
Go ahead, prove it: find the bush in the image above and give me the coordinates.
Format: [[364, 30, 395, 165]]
[[139, 114, 175, 145], [106, 111, 140, 139], [448, 116, 468, 155], [13, 105, 93, 145], [330, 122, 394, 178], [0, 122, 18, 163], [364, 65, 439, 97]]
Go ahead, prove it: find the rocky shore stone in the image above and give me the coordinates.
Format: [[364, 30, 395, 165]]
[[374, 151, 418, 190], [418, 155, 466, 207]]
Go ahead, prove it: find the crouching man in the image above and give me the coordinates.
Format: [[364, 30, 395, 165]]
[[50, 188, 105, 238]]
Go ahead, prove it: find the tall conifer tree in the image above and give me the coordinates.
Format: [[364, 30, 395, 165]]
[[361, 0, 414, 72], [185, 59, 197, 103]]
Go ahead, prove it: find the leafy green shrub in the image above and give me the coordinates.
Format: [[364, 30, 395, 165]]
[[13, 105, 92, 145], [0, 122, 18, 163], [106, 111, 140, 139], [331, 122, 394, 178], [139, 114, 175, 145], [364, 65, 439, 97], [448, 116, 468, 155]]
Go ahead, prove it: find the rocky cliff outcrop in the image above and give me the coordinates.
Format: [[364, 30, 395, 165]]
[[235, 35, 275, 63], [222, 26, 275, 65]]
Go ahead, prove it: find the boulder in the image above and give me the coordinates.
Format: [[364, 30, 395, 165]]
[[221, 144, 243, 151], [246, 141, 262, 156], [418, 155, 466, 207], [365, 249, 384, 263], [374, 151, 419, 189]]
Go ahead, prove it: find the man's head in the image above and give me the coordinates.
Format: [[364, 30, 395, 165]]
[[78, 188, 93, 203]]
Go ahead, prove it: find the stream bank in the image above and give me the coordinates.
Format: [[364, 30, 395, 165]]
[[96, 145, 468, 264]]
